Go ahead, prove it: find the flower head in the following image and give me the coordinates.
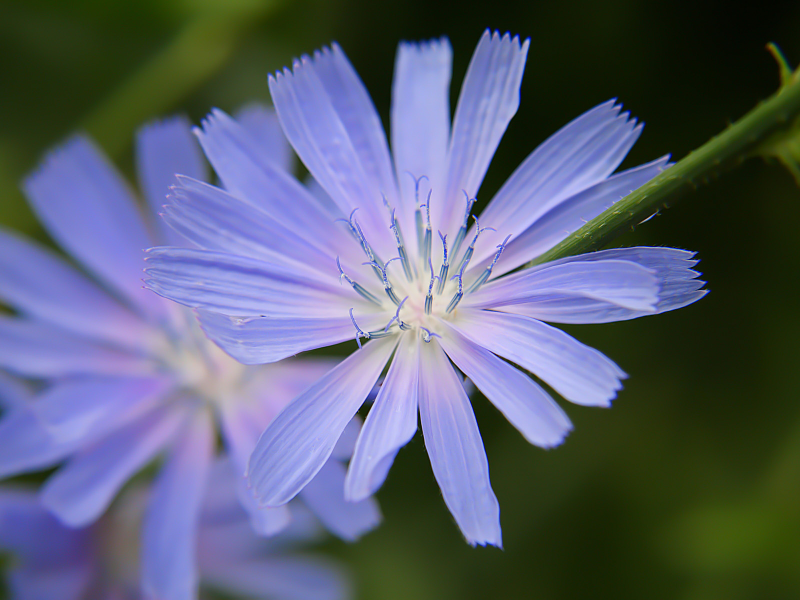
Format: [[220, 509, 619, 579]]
[[0, 467, 351, 600], [145, 30, 707, 546], [0, 109, 379, 598]]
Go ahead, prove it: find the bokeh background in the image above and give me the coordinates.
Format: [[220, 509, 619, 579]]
[[2, 0, 800, 598]]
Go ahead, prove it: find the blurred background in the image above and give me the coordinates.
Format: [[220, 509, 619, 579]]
[[2, 0, 800, 598]]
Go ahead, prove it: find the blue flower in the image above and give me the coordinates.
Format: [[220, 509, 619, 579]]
[[0, 463, 351, 600], [0, 108, 379, 598], [144, 31, 707, 547]]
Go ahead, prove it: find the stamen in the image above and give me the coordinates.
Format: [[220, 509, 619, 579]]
[[425, 257, 439, 315], [349, 308, 370, 349], [446, 266, 465, 314], [406, 172, 429, 258], [466, 234, 512, 294], [451, 191, 477, 259], [384, 296, 411, 332], [436, 231, 449, 295], [421, 190, 432, 265], [420, 327, 441, 343], [453, 215, 496, 275], [363, 257, 402, 305], [337, 257, 383, 305], [388, 207, 414, 281]]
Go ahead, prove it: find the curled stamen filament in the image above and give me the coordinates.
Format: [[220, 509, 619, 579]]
[[451, 191, 477, 258], [436, 231, 449, 295], [420, 327, 441, 343], [389, 208, 414, 281], [364, 257, 402, 305], [446, 266, 465, 314], [406, 173, 429, 258], [425, 258, 439, 315], [421, 190, 432, 266], [349, 308, 370, 349], [466, 234, 512, 294], [384, 296, 411, 332], [337, 257, 383, 305], [453, 215, 495, 276]]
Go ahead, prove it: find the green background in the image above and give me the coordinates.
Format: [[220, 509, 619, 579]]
[[2, 0, 800, 598]]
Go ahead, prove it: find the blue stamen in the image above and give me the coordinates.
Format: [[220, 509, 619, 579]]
[[420, 327, 441, 343], [451, 191, 476, 258], [363, 257, 402, 305], [337, 257, 383, 305], [453, 215, 496, 275], [349, 308, 370, 349], [436, 231, 449, 295], [425, 257, 438, 315], [406, 172, 429, 258], [446, 265, 465, 314], [389, 207, 414, 281], [466, 234, 512, 294], [421, 190, 432, 265], [384, 296, 410, 332]]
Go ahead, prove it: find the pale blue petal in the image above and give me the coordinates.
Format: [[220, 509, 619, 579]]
[[142, 409, 214, 600], [0, 371, 33, 409], [418, 339, 501, 547], [0, 408, 79, 478], [345, 332, 420, 501], [31, 375, 174, 444], [160, 174, 349, 274], [7, 561, 94, 600], [451, 309, 624, 407], [41, 405, 186, 527], [391, 37, 452, 234], [436, 31, 529, 237], [300, 459, 381, 541], [247, 336, 397, 506], [202, 556, 350, 600], [475, 100, 643, 255], [0, 316, 153, 378], [144, 246, 360, 318], [234, 103, 295, 173], [472, 157, 670, 276], [439, 327, 572, 448], [136, 115, 208, 246], [22, 135, 167, 319], [197, 310, 385, 365], [330, 416, 362, 461], [0, 226, 148, 350], [268, 56, 394, 257], [498, 247, 707, 323], [465, 258, 659, 311]]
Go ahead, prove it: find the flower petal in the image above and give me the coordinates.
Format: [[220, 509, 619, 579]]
[[475, 100, 643, 251], [234, 103, 294, 173], [391, 37, 452, 234], [451, 308, 624, 407], [300, 459, 382, 541], [41, 404, 187, 527], [436, 30, 529, 237], [0, 407, 79, 479], [135, 115, 208, 245], [345, 332, 420, 501], [142, 408, 214, 600], [144, 246, 362, 318], [197, 310, 385, 365], [0, 371, 33, 410], [417, 339, 501, 547], [438, 327, 572, 448], [22, 135, 167, 319], [247, 336, 397, 506], [465, 258, 659, 311], [0, 226, 148, 351], [0, 316, 153, 378], [31, 375, 174, 444], [268, 53, 395, 257]]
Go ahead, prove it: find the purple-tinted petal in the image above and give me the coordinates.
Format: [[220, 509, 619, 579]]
[[0, 316, 153, 378], [7, 561, 94, 600], [41, 405, 187, 527], [498, 247, 707, 323], [330, 416, 362, 461], [439, 327, 572, 448], [465, 258, 659, 311], [22, 135, 167, 320], [474, 100, 644, 257], [0, 408, 79, 478], [418, 339, 501, 547], [31, 375, 174, 444], [197, 310, 385, 365], [144, 246, 360, 318], [142, 408, 214, 600], [473, 157, 670, 275], [391, 37, 452, 233], [202, 556, 350, 600], [136, 115, 208, 246], [300, 459, 381, 541], [268, 54, 394, 257], [0, 371, 32, 409], [247, 336, 397, 506], [436, 31, 529, 237], [451, 309, 624, 407], [234, 103, 295, 173], [0, 226, 149, 351], [345, 332, 420, 501]]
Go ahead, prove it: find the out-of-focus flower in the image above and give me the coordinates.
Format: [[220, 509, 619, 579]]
[[0, 108, 379, 598], [0, 462, 351, 600], [143, 30, 706, 547]]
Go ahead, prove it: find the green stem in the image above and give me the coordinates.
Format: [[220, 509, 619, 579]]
[[529, 47, 800, 266], [80, 2, 282, 158]]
